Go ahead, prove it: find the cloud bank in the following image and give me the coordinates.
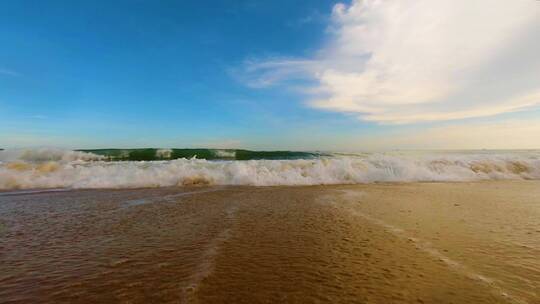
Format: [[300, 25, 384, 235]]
[[243, 0, 540, 124], [353, 119, 540, 150]]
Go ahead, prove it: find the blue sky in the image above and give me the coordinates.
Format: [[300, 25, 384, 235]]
[[1, 0, 540, 150]]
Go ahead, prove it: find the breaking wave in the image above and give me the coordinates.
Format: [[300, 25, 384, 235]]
[[1, 149, 539, 189], [76, 148, 320, 161]]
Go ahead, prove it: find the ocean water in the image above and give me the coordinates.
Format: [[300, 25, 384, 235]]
[[1, 151, 539, 303], [0, 148, 539, 190]]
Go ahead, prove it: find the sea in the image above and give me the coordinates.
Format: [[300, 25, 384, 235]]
[[0, 148, 539, 190]]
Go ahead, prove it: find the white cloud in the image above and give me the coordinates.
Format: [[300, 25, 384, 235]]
[[237, 59, 316, 88], [243, 0, 540, 124]]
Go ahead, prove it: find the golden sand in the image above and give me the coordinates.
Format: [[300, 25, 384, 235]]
[[0, 181, 538, 303]]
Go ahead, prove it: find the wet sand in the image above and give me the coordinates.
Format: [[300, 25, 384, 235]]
[[0, 181, 539, 303]]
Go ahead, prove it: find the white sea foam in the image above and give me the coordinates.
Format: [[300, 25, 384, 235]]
[[212, 149, 236, 158], [0, 148, 103, 163], [156, 149, 173, 159], [0, 149, 539, 189]]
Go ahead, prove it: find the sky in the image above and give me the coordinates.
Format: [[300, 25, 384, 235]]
[[1, 0, 540, 150]]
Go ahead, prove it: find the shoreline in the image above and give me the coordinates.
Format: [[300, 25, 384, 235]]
[[1, 178, 539, 191]]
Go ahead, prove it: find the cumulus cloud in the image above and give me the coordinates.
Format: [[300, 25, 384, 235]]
[[242, 0, 540, 124]]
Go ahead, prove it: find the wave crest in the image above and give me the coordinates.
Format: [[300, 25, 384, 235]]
[[0, 148, 103, 163], [1, 150, 539, 189]]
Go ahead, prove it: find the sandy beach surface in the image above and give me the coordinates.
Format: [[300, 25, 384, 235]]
[[1, 181, 539, 303]]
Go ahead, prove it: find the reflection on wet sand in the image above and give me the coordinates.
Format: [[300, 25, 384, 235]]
[[1, 181, 539, 303]]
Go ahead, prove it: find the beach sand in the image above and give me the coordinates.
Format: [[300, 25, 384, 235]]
[[1, 181, 539, 303]]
